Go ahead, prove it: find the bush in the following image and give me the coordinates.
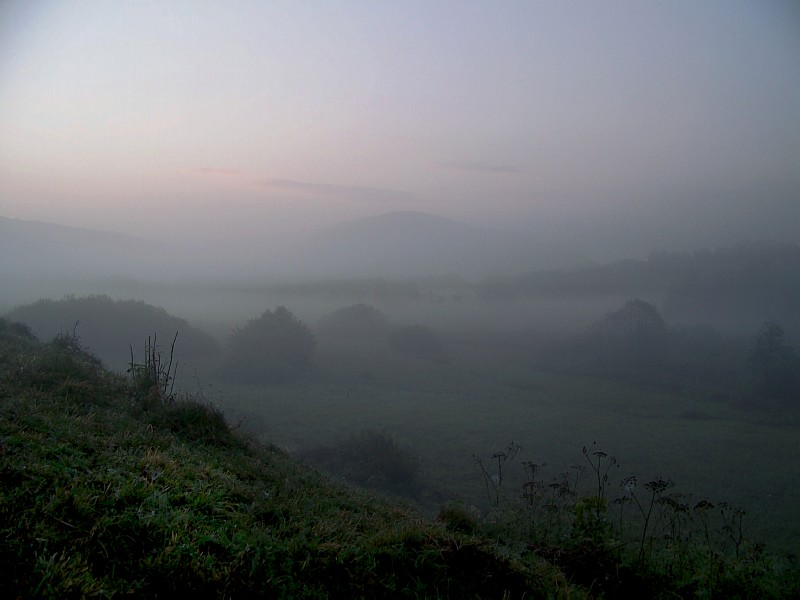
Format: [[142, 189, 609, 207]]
[[297, 430, 421, 499], [0, 318, 38, 383], [2, 323, 119, 403], [437, 501, 481, 534], [222, 306, 315, 384], [471, 442, 796, 598], [4, 295, 220, 370], [0, 317, 35, 343], [588, 299, 666, 368], [316, 303, 390, 339], [152, 399, 238, 447]]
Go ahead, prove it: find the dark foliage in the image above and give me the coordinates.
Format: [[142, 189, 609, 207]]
[[316, 303, 390, 338], [4, 295, 220, 370], [1, 320, 121, 404], [589, 299, 666, 366], [548, 301, 760, 397], [297, 430, 422, 499], [437, 501, 481, 534], [0, 318, 38, 375], [222, 306, 316, 383], [556, 299, 667, 381], [476, 441, 800, 598], [0, 317, 35, 342], [151, 399, 240, 448], [479, 242, 800, 333]]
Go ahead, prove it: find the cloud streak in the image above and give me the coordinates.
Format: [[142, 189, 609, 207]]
[[434, 161, 522, 174], [194, 167, 243, 176], [257, 179, 411, 202]]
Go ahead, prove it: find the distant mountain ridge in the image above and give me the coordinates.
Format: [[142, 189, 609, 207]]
[[0, 216, 177, 278], [2, 211, 569, 285], [3, 213, 799, 335], [0, 215, 205, 308]]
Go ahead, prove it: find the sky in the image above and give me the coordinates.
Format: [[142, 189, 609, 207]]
[[1, 0, 798, 257]]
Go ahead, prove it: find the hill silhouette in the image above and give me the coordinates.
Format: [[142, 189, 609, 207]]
[[4, 295, 220, 371]]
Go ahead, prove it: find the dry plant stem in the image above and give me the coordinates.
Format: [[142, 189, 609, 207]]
[[165, 331, 178, 397], [129, 343, 137, 390], [130, 331, 180, 405], [583, 444, 617, 504], [475, 441, 521, 508]]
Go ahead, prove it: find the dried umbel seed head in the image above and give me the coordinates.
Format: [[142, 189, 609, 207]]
[[694, 499, 715, 512], [620, 475, 637, 494], [644, 477, 673, 494]]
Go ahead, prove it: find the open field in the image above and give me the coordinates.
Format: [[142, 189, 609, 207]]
[[197, 335, 800, 558], [5, 285, 798, 560]]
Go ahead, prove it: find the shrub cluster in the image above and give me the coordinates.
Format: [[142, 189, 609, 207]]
[[4, 295, 220, 370], [472, 441, 799, 598], [221, 306, 316, 384], [297, 430, 422, 499]]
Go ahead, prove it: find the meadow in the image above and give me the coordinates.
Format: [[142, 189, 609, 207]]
[[4, 285, 799, 596], [201, 330, 800, 559]]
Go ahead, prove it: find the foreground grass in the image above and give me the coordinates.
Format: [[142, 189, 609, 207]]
[[2, 321, 797, 598], [0, 323, 572, 598]]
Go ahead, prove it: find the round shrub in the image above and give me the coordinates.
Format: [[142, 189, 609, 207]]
[[223, 306, 315, 384]]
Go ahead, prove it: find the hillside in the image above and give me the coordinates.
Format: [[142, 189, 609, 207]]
[[0, 212, 580, 297], [0, 216, 179, 280], [2, 319, 797, 597], [4, 295, 220, 371], [0, 319, 568, 598]]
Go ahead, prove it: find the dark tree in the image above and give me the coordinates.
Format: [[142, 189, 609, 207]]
[[589, 299, 666, 371], [3, 295, 220, 371], [749, 322, 798, 402], [316, 303, 390, 338], [223, 306, 316, 383]]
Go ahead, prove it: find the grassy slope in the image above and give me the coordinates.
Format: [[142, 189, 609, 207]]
[[0, 324, 571, 598]]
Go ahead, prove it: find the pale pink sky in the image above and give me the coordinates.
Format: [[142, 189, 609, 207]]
[[1, 1, 798, 253]]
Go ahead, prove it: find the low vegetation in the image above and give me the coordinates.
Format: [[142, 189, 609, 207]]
[[4, 295, 220, 371], [478, 242, 800, 335], [296, 429, 427, 501], [0, 320, 569, 598], [315, 303, 391, 339], [469, 441, 800, 598], [546, 299, 798, 410], [2, 318, 798, 597], [220, 306, 316, 384]]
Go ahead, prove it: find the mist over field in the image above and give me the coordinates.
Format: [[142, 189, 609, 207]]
[[3, 211, 800, 556], [2, 1, 800, 583]]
